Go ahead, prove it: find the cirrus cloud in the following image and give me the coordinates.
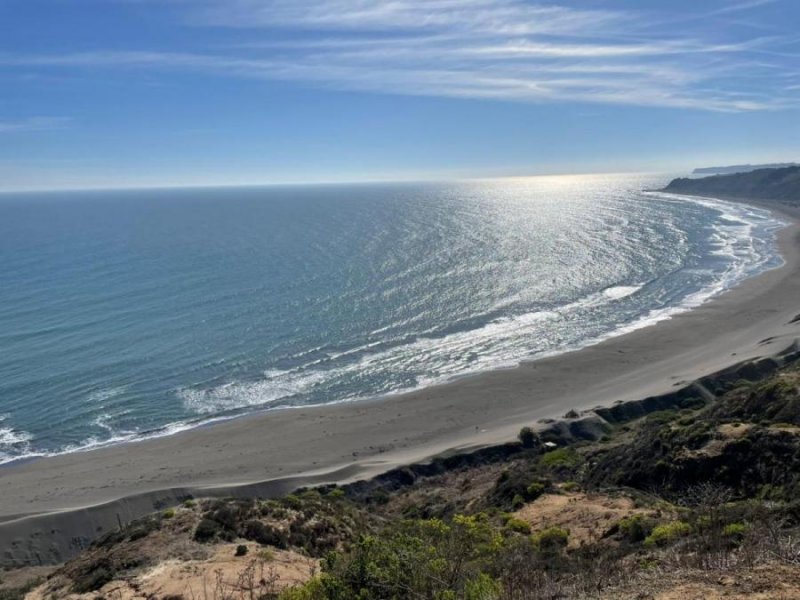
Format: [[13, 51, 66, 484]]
[[3, 0, 798, 112]]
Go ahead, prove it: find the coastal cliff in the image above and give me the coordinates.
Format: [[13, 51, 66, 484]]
[[664, 165, 800, 208], [7, 342, 800, 599], [692, 163, 798, 175]]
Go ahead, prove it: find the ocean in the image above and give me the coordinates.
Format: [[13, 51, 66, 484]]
[[0, 174, 785, 464]]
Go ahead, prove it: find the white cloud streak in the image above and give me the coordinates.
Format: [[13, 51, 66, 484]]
[[192, 0, 624, 36], [3, 0, 798, 112], [0, 117, 71, 133]]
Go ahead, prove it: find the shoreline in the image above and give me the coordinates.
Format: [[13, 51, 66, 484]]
[[2, 197, 800, 565], [0, 192, 786, 469]]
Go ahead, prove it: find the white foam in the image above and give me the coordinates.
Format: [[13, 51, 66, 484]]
[[602, 284, 645, 300], [3, 192, 785, 465], [0, 416, 33, 464], [86, 386, 127, 403], [174, 193, 786, 419], [593, 192, 785, 340], [178, 368, 328, 414], [0, 426, 30, 447], [0, 413, 236, 466]]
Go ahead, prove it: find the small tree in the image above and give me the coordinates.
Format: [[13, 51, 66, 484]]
[[681, 482, 733, 555], [518, 427, 538, 449]]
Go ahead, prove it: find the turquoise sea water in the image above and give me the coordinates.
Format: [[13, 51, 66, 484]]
[[0, 174, 785, 463]]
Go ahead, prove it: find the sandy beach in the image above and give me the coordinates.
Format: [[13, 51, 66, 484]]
[[2, 199, 799, 566]]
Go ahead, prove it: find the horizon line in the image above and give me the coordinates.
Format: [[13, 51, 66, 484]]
[[0, 169, 682, 195]]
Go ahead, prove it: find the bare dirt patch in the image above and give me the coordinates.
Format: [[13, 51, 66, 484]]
[[649, 564, 800, 600], [27, 544, 316, 600], [514, 491, 658, 548]]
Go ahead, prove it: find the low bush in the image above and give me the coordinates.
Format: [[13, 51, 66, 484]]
[[279, 515, 500, 599], [505, 517, 531, 535], [259, 548, 276, 562], [72, 564, 114, 594], [194, 518, 222, 543], [126, 515, 161, 542], [532, 527, 569, 554], [723, 522, 749, 539], [526, 482, 546, 499], [644, 521, 691, 547], [540, 448, 582, 469], [243, 520, 289, 549], [617, 515, 653, 543], [518, 426, 538, 448]]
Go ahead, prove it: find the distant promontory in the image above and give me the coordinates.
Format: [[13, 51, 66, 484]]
[[692, 163, 798, 175], [663, 165, 800, 208]]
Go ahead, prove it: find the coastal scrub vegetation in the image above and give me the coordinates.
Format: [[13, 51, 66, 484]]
[[22, 356, 800, 599]]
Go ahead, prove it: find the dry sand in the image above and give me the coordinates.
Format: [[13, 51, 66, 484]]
[[1, 200, 799, 566]]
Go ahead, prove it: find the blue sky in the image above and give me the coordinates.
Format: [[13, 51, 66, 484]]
[[2, 0, 799, 190]]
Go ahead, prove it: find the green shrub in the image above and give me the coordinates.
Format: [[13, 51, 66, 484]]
[[518, 427, 538, 448], [162, 508, 176, 519], [540, 448, 582, 469], [194, 518, 222, 543], [128, 528, 149, 542], [679, 396, 706, 410], [72, 566, 114, 594], [646, 410, 678, 425], [465, 573, 502, 600], [758, 484, 786, 501], [525, 482, 546, 500], [723, 522, 749, 539], [505, 517, 531, 535], [488, 469, 550, 511], [561, 481, 580, 492], [243, 520, 289, 549], [617, 515, 652, 543], [259, 548, 276, 562], [280, 515, 500, 599], [644, 521, 691, 547], [532, 527, 569, 553], [283, 494, 303, 510], [368, 489, 391, 505], [235, 544, 248, 557], [279, 577, 326, 600]]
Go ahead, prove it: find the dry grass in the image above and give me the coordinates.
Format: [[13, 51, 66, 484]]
[[513, 491, 659, 548], [27, 544, 317, 600]]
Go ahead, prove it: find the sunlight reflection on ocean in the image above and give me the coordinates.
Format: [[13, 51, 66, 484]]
[[0, 174, 784, 462]]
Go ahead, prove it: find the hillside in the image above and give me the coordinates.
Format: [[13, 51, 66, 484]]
[[693, 163, 798, 175], [664, 166, 800, 208], [5, 340, 800, 599]]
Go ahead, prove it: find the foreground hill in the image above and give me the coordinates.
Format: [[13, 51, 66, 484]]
[[664, 166, 800, 208], [4, 340, 800, 599]]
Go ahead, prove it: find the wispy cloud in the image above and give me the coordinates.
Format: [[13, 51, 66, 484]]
[[2, 0, 798, 112], [0, 117, 71, 133], [192, 0, 625, 36], [705, 0, 779, 17]]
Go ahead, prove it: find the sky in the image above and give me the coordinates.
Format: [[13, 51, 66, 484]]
[[1, 0, 800, 191]]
